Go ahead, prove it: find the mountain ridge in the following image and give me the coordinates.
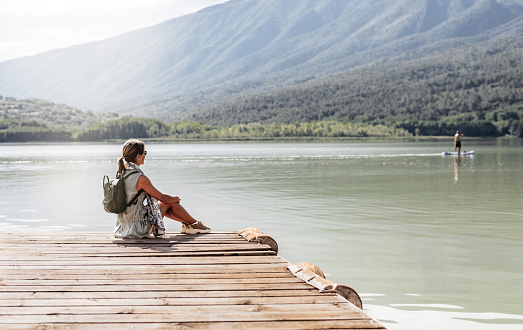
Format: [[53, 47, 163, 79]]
[[0, 0, 522, 120]]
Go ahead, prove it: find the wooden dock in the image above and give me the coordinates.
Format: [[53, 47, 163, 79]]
[[0, 229, 386, 329]]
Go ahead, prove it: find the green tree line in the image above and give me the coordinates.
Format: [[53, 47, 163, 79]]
[[0, 119, 72, 142], [0, 117, 412, 142]]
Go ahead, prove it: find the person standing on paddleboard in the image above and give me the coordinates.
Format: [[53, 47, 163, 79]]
[[454, 130, 465, 153]]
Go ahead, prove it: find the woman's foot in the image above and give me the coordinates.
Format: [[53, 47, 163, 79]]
[[184, 221, 211, 234]]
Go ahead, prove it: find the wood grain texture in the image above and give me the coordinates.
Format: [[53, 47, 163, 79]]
[[0, 231, 386, 329]]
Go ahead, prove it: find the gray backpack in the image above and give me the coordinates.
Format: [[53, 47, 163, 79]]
[[102, 171, 143, 214]]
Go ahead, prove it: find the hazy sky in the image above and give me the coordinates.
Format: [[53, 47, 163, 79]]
[[0, 0, 229, 63]]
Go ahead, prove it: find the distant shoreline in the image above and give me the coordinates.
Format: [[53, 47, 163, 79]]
[[1, 135, 519, 145]]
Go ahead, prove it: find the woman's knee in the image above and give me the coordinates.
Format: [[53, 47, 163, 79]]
[[159, 202, 171, 217], [161, 201, 182, 214]]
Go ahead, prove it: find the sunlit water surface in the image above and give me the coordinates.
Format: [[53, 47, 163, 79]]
[[1, 140, 522, 330]]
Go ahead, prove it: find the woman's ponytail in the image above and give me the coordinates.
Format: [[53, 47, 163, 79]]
[[117, 139, 145, 176], [117, 156, 126, 177]]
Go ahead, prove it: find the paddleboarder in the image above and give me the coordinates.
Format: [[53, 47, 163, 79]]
[[454, 130, 464, 153]]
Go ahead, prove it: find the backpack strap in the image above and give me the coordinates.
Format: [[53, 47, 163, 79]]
[[121, 170, 138, 179], [121, 170, 144, 207], [127, 189, 144, 207]]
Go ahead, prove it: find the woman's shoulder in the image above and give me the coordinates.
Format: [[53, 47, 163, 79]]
[[124, 170, 142, 184]]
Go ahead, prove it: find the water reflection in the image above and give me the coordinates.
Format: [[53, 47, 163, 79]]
[[448, 153, 474, 183], [454, 155, 461, 182]]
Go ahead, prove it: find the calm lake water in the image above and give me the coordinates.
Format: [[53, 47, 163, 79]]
[[1, 139, 522, 330]]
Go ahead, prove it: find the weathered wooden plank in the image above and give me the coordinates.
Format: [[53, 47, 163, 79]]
[[0, 243, 269, 250], [0, 272, 293, 281], [0, 263, 286, 270], [0, 320, 385, 330], [0, 289, 329, 300], [0, 296, 346, 307], [1, 231, 237, 235], [0, 251, 277, 258], [0, 255, 286, 263], [0, 240, 264, 246], [0, 231, 238, 238], [0, 311, 370, 323], [0, 283, 311, 292], [0, 277, 303, 285], [0, 240, 253, 247], [0, 240, 247, 244], [0, 249, 273, 255], [0, 233, 246, 243], [0, 262, 288, 269], [0, 263, 289, 272], [0, 302, 362, 315], [0, 239, 251, 245]]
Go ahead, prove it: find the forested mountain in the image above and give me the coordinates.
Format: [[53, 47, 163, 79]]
[[0, 96, 119, 142], [189, 34, 523, 136], [0, 0, 522, 121], [0, 97, 118, 129]]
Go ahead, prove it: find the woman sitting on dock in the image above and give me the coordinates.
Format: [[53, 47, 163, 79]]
[[114, 139, 210, 238]]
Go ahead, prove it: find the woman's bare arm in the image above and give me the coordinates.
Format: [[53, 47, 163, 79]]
[[136, 175, 180, 204]]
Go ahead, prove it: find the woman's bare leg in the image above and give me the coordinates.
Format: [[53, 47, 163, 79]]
[[159, 202, 197, 224]]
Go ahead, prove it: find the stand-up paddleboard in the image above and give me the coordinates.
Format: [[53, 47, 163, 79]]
[[442, 150, 474, 156]]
